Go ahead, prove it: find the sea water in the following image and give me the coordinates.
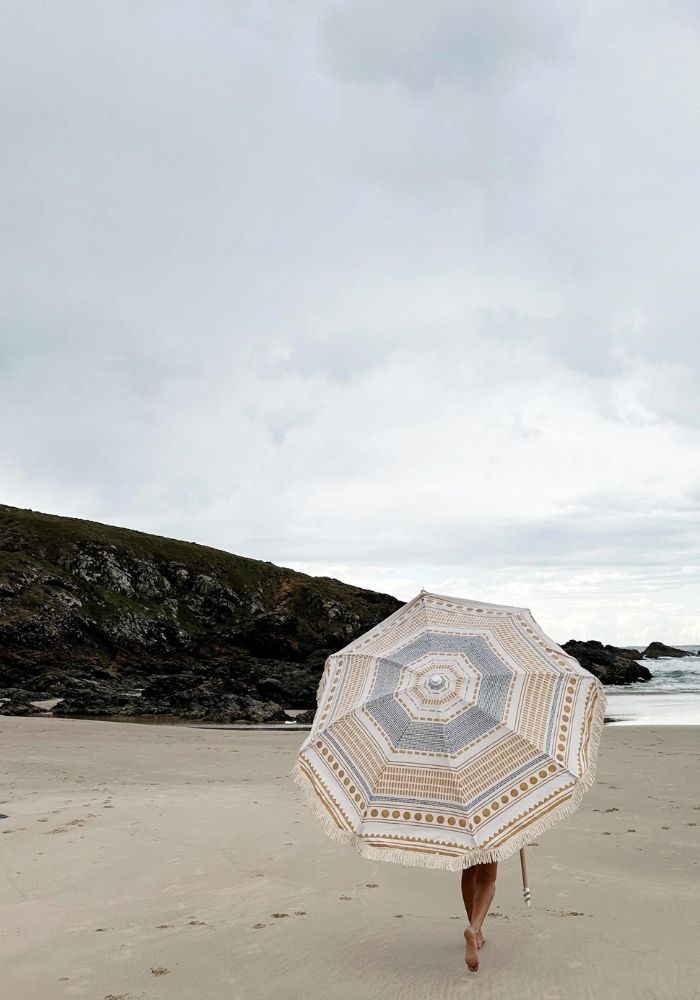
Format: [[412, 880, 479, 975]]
[[604, 646, 700, 725]]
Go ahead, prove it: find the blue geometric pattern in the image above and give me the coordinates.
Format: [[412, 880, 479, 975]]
[[365, 633, 513, 753]]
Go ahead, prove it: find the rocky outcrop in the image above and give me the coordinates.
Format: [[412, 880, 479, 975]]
[[293, 708, 316, 724], [0, 697, 47, 716], [137, 673, 287, 722], [50, 678, 141, 717], [0, 504, 401, 719], [45, 674, 288, 723], [0, 685, 51, 701], [641, 641, 697, 659], [562, 640, 653, 684], [1, 505, 669, 716]]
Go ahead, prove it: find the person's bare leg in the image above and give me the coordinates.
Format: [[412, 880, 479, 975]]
[[460, 869, 484, 948], [464, 862, 498, 972]]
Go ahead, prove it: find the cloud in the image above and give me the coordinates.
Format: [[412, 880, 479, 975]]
[[322, 0, 570, 92], [1, 0, 699, 643]]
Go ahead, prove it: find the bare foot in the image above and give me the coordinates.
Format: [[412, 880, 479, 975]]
[[464, 927, 479, 971]]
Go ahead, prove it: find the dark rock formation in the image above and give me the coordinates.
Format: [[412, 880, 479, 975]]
[[0, 697, 47, 716], [293, 708, 316, 724], [641, 641, 697, 659], [562, 640, 653, 684], [0, 686, 52, 701], [2, 505, 669, 712], [136, 673, 287, 722], [0, 504, 401, 719], [52, 678, 141, 717]]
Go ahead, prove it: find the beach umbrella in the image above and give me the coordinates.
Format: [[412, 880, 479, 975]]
[[292, 591, 605, 874]]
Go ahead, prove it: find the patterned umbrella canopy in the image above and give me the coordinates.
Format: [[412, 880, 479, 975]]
[[292, 591, 605, 870]]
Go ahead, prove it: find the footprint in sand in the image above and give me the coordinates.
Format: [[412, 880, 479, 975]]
[[156, 924, 174, 929], [150, 967, 170, 976], [365, 883, 380, 888], [252, 923, 266, 929], [293, 911, 307, 916], [188, 920, 207, 926], [339, 896, 352, 901], [271, 912, 289, 918], [394, 914, 404, 918]]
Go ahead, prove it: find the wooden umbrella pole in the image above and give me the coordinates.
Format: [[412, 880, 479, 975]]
[[519, 847, 531, 907]]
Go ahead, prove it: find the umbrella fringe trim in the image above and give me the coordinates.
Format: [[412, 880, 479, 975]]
[[290, 759, 359, 847], [290, 683, 606, 873]]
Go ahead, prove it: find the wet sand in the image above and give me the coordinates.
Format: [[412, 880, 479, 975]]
[[1, 718, 698, 1000]]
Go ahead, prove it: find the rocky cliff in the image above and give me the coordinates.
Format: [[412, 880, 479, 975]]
[[0, 505, 401, 720], [0, 505, 660, 722]]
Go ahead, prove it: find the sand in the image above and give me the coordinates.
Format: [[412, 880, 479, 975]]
[[1, 718, 698, 1000]]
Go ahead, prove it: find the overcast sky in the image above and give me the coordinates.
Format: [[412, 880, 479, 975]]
[[2, 1, 700, 644]]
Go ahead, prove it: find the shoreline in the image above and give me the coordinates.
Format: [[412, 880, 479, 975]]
[[2, 708, 698, 729], [604, 688, 700, 726], [5, 651, 700, 728], [4, 711, 700, 729], [4, 712, 700, 729]]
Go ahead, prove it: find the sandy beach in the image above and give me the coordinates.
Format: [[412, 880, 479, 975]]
[[1, 718, 698, 1000]]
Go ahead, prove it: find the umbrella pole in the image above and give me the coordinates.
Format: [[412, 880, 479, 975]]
[[519, 847, 531, 907]]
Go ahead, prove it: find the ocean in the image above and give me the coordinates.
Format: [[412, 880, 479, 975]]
[[604, 646, 700, 725]]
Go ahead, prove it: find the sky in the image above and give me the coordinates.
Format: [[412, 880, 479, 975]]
[[2, 1, 700, 644]]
